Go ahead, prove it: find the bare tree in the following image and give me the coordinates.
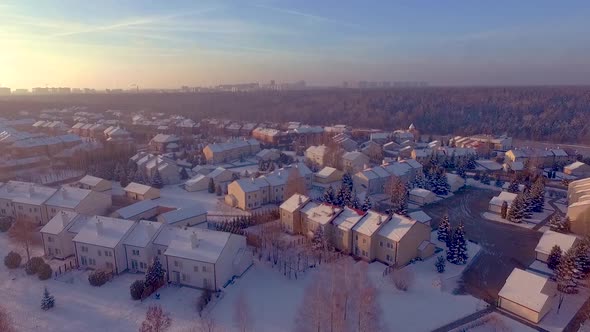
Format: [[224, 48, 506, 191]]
[[139, 305, 172, 332], [285, 167, 307, 198], [187, 313, 220, 332], [0, 305, 17, 332], [295, 267, 329, 332], [356, 262, 383, 332], [233, 291, 253, 332], [9, 218, 37, 261]]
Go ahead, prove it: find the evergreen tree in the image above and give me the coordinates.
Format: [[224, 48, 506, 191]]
[[547, 245, 562, 270], [145, 256, 166, 290], [435, 256, 446, 273], [549, 214, 570, 232], [507, 193, 525, 223], [388, 177, 408, 216], [556, 250, 579, 294], [215, 184, 222, 196], [207, 178, 215, 193], [341, 173, 354, 192], [350, 191, 361, 210], [322, 186, 335, 205], [432, 169, 450, 195], [530, 177, 545, 212], [151, 169, 164, 189], [413, 172, 427, 189], [437, 215, 451, 243], [179, 168, 189, 180], [572, 242, 590, 279], [480, 173, 491, 185], [507, 179, 520, 193], [495, 177, 504, 188], [41, 287, 55, 311], [454, 222, 469, 264], [522, 190, 533, 219], [361, 196, 372, 212], [446, 229, 457, 263], [456, 165, 466, 179], [114, 162, 125, 182], [335, 186, 346, 207], [120, 171, 131, 188], [466, 154, 477, 170], [500, 201, 508, 219]]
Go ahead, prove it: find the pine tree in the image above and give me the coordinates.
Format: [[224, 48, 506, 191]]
[[507, 178, 519, 193], [530, 177, 545, 213], [437, 215, 451, 243], [215, 184, 222, 196], [413, 172, 427, 189], [500, 201, 508, 219], [433, 169, 450, 196], [145, 256, 166, 290], [521, 190, 533, 219], [361, 196, 372, 212], [547, 245, 562, 270], [207, 178, 215, 194], [41, 287, 55, 311], [495, 177, 504, 188], [480, 173, 491, 185], [556, 250, 579, 294], [572, 242, 590, 279], [454, 222, 469, 264], [549, 214, 569, 232], [507, 193, 525, 223], [446, 229, 457, 263], [350, 191, 361, 210], [341, 173, 354, 192], [151, 169, 164, 189], [322, 186, 335, 205], [456, 165, 466, 179], [435, 256, 446, 273], [388, 177, 408, 216]]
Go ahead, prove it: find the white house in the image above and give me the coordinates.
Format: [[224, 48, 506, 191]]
[[153, 227, 252, 290], [72, 215, 137, 274], [489, 192, 518, 214], [123, 220, 163, 273], [342, 151, 370, 174], [157, 206, 207, 227], [534, 230, 579, 262], [44, 186, 112, 220], [409, 188, 436, 206], [498, 268, 556, 323], [0, 181, 57, 225], [114, 200, 159, 221], [40, 211, 88, 259], [76, 175, 112, 192]]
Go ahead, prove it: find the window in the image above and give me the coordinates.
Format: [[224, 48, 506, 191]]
[[182, 273, 190, 282], [132, 249, 140, 256], [140, 262, 147, 269], [386, 255, 393, 262], [89, 258, 96, 265], [157, 249, 162, 255], [202, 266, 206, 272], [105, 251, 112, 257], [55, 249, 61, 255], [194, 266, 199, 272], [379, 241, 383, 247], [81, 246, 88, 252], [98, 250, 102, 256], [362, 250, 367, 256], [18, 206, 23, 210], [174, 261, 182, 268], [362, 238, 366, 244], [47, 236, 53, 243], [355, 234, 358, 240]]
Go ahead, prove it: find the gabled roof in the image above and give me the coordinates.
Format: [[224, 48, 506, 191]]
[[301, 202, 340, 226], [408, 210, 432, 223], [280, 194, 310, 213], [158, 206, 207, 225], [40, 210, 80, 235], [78, 175, 106, 187], [378, 214, 416, 242], [159, 227, 232, 263], [123, 220, 163, 248], [535, 230, 578, 255], [124, 182, 155, 195], [332, 207, 365, 231], [73, 215, 136, 248], [353, 210, 387, 236], [115, 200, 158, 219], [498, 268, 551, 313], [45, 187, 92, 209]]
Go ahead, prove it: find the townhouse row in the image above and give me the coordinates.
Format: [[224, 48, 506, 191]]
[[279, 194, 435, 267], [40, 211, 251, 291], [0, 181, 111, 225]]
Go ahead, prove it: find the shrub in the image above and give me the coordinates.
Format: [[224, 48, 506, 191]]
[[391, 267, 415, 292], [88, 270, 110, 287], [0, 218, 12, 232], [130, 280, 145, 301], [25, 257, 45, 275], [38, 263, 53, 280], [4, 251, 22, 269]]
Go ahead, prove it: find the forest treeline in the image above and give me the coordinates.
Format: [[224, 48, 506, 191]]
[[1, 86, 589, 143]]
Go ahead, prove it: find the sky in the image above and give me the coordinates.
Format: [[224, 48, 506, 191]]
[[1, 0, 590, 89]]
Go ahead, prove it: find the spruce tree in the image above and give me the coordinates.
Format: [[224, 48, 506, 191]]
[[480, 173, 491, 185], [341, 173, 354, 192], [454, 222, 469, 264], [572, 242, 590, 279], [145, 256, 166, 290], [350, 191, 361, 210], [556, 250, 578, 294], [507, 193, 525, 223], [151, 169, 164, 189], [361, 196, 372, 212], [435, 256, 446, 273], [179, 168, 189, 180], [437, 216, 451, 243], [507, 179, 519, 193], [522, 190, 533, 219], [446, 229, 458, 263], [322, 186, 335, 205], [547, 245, 562, 270], [41, 287, 55, 311], [530, 178, 545, 212], [207, 178, 215, 194]]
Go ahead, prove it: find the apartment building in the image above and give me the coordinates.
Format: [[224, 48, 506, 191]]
[[567, 178, 590, 236], [0, 181, 57, 224], [44, 186, 112, 220], [203, 139, 261, 164]]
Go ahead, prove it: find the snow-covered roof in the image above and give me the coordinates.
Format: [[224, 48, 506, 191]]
[[409, 188, 434, 198], [378, 214, 416, 242], [280, 194, 310, 213], [498, 268, 551, 313], [233, 178, 266, 193], [73, 215, 136, 248], [150, 134, 179, 144], [301, 202, 340, 226], [408, 210, 432, 223], [78, 175, 106, 187], [115, 200, 159, 219], [535, 230, 578, 255], [0, 181, 57, 206], [316, 167, 339, 179], [342, 151, 368, 162], [159, 227, 231, 263], [564, 161, 589, 171], [123, 220, 162, 248], [207, 167, 231, 180], [476, 159, 503, 171], [158, 206, 207, 225], [40, 210, 80, 235], [332, 207, 365, 231], [124, 182, 155, 195], [353, 210, 387, 236], [489, 191, 518, 207], [45, 187, 92, 209]]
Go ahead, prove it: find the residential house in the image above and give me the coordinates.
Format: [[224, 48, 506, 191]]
[[567, 178, 590, 236], [376, 214, 433, 266], [114, 200, 159, 221], [131, 152, 180, 185], [157, 206, 207, 228], [407, 210, 432, 226], [301, 202, 341, 236], [331, 207, 365, 254], [489, 192, 518, 214], [313, 167, 343, 186], [279, 194, 311, 234], [305, 145, 328, 167], [352, 210, 388, 261], [0, 181, 57, 225], [409, 188, 436, 206], [564, 161, 590, 178], [149, 134, 180, 153], [534, 230, 579, 263], [225, 178, 270, 210], [360, 141, 383, 162], [256, 148, 281, 162], [124, 182, 160, 201], [342, 151, 370, 174], [73, 215, 137, 274], [202, 139, 260, 164], [44, 186, 112, 220], [75, 175, 112, 192], [40, 211, 88, 259], [123, 220, 163, 273], [498, 268, 556, 323]]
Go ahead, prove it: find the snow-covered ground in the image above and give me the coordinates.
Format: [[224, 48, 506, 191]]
[[451, 312, 536, 332], [482, 199, 554, 231], [540, 288, 590, 332], [0, 228, 484, 332], [528, 260, 553, 277], [155, 185, 249, 217], [466, 178, 503, 192]]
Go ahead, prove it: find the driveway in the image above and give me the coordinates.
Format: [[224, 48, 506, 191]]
[[424, 187, 543, 302]]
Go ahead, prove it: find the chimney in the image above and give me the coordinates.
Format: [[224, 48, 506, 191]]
[[96, 218, 104, 235], [190, 232, 199, 249], [146, 222, 156, 239], [60, 211, 69, 227], [298, 195, 302, 205], [377, 215, 383, 225]]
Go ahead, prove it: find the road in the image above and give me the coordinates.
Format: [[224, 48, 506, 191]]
[[424, 187, 542, 302]]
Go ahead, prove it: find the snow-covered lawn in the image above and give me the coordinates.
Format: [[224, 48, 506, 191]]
[[451, 312, 536, 332], [540, 288, 590, 332], [466, 178, 503, 192], [482, 203, 554, 231], [155, 185, 249, 216]]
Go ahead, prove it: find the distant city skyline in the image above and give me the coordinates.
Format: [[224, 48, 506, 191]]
[[1, 0, 590, 89]]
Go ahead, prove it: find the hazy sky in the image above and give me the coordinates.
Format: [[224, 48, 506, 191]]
[[1, 0, 590, 89]]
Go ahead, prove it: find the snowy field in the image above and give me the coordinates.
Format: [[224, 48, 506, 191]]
[[0, 229, 484, 332], [451, 312, 536, 332]]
